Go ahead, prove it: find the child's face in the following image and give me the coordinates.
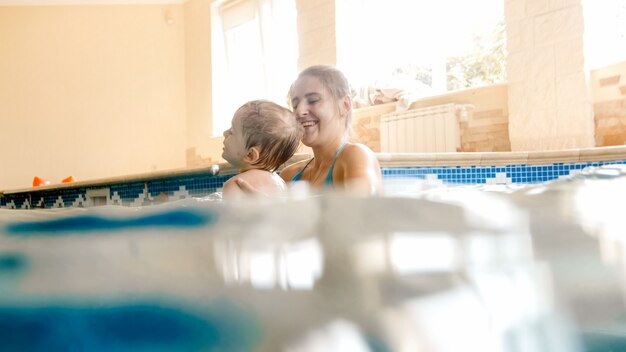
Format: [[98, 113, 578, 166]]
[[222, 113, 247, 167]]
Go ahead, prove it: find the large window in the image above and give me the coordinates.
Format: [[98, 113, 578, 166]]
[[211, 0, 298, 136], [336, 0, 505, 99], [583, 0, 626, 70]]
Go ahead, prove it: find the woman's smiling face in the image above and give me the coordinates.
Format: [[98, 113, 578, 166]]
[[290, 75, 345, 147]]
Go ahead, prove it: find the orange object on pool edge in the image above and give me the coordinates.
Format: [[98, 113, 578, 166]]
[[62, 176, 77, 183], [32, 176, 51, 187]]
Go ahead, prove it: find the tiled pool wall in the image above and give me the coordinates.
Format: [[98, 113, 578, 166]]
[[2, 157, 625, 210], [383, 159, 626, 185], [1, 173, 234, 210]]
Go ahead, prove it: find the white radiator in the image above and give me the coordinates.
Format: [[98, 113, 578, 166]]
[[380, 103, 462, 153]]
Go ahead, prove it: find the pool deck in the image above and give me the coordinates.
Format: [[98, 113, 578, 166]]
[[377, 145, 626, 167]]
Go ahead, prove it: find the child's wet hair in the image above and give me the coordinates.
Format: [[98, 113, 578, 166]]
[[236, 100, 303, 172]]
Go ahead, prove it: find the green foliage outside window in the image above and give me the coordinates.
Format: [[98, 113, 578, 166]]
[[392, 20, 507, 93], [446, 20, 507, 90]]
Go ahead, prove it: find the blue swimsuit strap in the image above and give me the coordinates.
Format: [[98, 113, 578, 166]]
[[324, 142, 347, 185], [290, 158, 313, 182], [291, 143, 347, 185]]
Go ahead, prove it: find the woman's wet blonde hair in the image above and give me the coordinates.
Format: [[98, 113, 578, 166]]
[[236, 100, 303, 172], [289, 65, 354, 136]]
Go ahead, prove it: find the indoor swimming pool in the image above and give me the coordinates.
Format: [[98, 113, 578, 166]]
[[1, 164, 626, 351]]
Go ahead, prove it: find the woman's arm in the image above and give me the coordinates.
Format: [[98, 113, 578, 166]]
[[222, 176, 246, 200], [233, 161, 307, 196]]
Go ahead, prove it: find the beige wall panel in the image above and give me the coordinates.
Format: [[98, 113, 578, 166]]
[[0, 4, 187, 190]]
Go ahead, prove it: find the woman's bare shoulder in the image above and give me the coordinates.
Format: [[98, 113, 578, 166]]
[[335, 143, 382, 195], [338, 143, 382, 176], [341, 143, 378, 163], [279, 158, 312, 181]]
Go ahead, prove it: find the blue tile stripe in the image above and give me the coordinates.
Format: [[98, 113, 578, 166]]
[[2, 159, 625, 209], [382, 160, 625, 184], [147, 174, 234, 198]]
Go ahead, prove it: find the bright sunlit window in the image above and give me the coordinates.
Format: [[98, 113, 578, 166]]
[[336, 0, 505, 97], [211, 0, 298, 136], [583, 0, 626, 70]]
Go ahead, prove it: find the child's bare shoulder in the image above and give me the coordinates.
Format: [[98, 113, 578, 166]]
[[222, 174, 245, 199], [239, 170, 286, 193]]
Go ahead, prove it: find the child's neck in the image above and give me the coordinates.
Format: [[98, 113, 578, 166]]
[[239, 163, 271, 173]]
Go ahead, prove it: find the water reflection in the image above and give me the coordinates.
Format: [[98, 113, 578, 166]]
[[389, 233, 458, 273], [208, 193, 579, 351], [571, 165, 626, 268], [2, 167, 626, 350], [215, 237, 323, 290]]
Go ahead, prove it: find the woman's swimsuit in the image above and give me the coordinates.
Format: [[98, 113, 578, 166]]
[[291, 143, 347, 186]]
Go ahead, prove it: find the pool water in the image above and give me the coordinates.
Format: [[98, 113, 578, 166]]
[[1, 165, 626, 351]]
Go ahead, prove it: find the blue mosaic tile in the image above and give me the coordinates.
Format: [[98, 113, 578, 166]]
[[3, 160, 626, 209], [380, 159, 626, 185], [60, 188, 88, 207], [110, 182, 147, 205], [5, 193, 29, 209]]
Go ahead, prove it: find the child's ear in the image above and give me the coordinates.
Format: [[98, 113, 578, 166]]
[[243, 146, 261, 164]]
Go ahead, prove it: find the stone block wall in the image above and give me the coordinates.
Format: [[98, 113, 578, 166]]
[[505, 0, 595, 151], [352, 103, 395, 152], [295, 0, 337, 70], [591, 61, 626, 146], [352, 84, 510, 153], [595, 101, 626, 146], [350, 58, 626, 153], [460, 109, 511, 152]]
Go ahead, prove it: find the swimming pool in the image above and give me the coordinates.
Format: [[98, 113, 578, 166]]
[[1, 163, 626, 351], [2, 146, 626, 209]]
